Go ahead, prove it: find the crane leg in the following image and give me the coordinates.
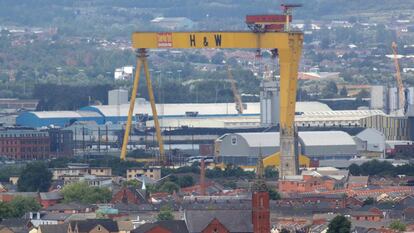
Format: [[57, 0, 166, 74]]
[[120, 49, 144, 160], [143, 55, 166, 165], [278, 35, 303, 178]]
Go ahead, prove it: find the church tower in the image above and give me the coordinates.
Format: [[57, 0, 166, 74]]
[[251, 153, 270, 233]]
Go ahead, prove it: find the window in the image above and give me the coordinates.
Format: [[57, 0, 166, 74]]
[[231, 136, 237, 145]]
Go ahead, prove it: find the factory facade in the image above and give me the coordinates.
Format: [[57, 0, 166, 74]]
[[0, 128, 73, 160], [216, 131, 358, 165]]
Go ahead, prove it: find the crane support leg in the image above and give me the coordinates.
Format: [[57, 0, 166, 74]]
[[120, 49, 165, 163], [143, 55, 166, 164], [120, 49, 144, 160], [278, 35, 302, 178]]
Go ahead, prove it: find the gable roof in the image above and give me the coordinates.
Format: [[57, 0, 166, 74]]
[[111, 187, 148, 204], [38, 223, 69, 233], [45, 202, 93, 211], [185, 209, 253, 233], [132, 220, 189, 233], [0, 219, 28, 228], [39, 192, 63, 200], [70, 219, 119, 233], [348, 176, 369, 185]]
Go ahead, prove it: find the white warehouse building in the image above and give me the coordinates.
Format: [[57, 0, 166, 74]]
[[216, 131, 358, 166]]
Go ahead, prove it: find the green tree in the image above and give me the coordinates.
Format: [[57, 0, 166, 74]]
[[389, 220, 406, 232], [327, 215, 351, 233], [17, 162, 52, 192], [61, 182, 112, 204], [159, 181, 180, 194], [157, 205, 174, 221], [0, 202, 13, 219], [123, 179, 141, 188], [0, 165, 23, 182], [339, 87, 348, 97], [177, 175, 194, 188], [268, 189, 281, 200], [265, 166, 278, 179], [348, 164, 361, 176], [9, 196, 41, 218], [211, 52, 225, 64], [322, 81, 339, 98]]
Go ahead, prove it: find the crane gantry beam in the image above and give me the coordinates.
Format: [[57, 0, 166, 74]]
[[122, 30, 303, 178], [131, 32, 296, 49]]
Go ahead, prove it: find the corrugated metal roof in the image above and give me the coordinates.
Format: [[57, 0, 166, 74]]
[[32, 111, 101, 119], [85, 101, 331, 117], [296, 110, 385, 121], [236, 132, 280, 147], [300, 131, 355, 146], [234, 131, 354, 148], [296, 101, 332, 112]]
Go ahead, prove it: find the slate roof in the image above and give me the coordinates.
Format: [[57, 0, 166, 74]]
[[185, 209, 253, 233], [0, 218, 30, 233], [70, 219, 119, 232], [45, 202, 93, 211], [348, 176, 369, 185], [38, 223, 69, 233], [0, 218, 28, 228], [132, 220, 189, 233], [114, 203, 155, 212], [40, 192, 63, 200]]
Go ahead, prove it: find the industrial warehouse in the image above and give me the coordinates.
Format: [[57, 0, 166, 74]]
[[2, 2, 414, 232]]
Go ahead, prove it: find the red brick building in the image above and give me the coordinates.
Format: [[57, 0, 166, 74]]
[[132, 220, 189, 233], [39, 192, 63, 208], [201, 218, 229, 233], [0, 129, 50, 160], [351, 211, 383, 222], [278, 175, 337, 193], [111, 187, 147, 205], [252, 189, 270, 233]]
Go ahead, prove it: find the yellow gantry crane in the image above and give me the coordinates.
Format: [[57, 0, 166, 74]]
[[120, 6, 303, 178], [391, 41, 405, 111], [226, 66, 244, 114]]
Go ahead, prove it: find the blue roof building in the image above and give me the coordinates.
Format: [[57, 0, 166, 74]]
[[16, 111, 104, 128]]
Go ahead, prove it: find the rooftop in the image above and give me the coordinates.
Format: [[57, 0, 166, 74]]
[[82, 101, 331, 118], [230, 130, 355, 148]]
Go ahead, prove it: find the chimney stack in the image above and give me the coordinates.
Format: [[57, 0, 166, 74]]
[[200, 158, 206, 195]]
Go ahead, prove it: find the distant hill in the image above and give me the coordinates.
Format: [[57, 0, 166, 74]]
[[0, 0, 412, 36]]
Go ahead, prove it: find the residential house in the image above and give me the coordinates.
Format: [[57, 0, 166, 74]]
[[348, 176, 369, 189], [68, 219, 120, 233], [132, 220, 188, 233], [44, 202, 95, 214], [38, 223, 69, 233], [278, 175, 340, 193], [350, 211, 383, 222], [40, 192, 63, 208], [25, 212, 71, 227], [184, 209, 253, 233], [111, 187, 148, 205], [126, 167, 161, 181], [0, 219, 32, 233], [52, 167, 112, 180], [0, 192, 39, 202]]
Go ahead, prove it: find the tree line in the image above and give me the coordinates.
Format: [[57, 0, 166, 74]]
[[349, 160, 414, 177]]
